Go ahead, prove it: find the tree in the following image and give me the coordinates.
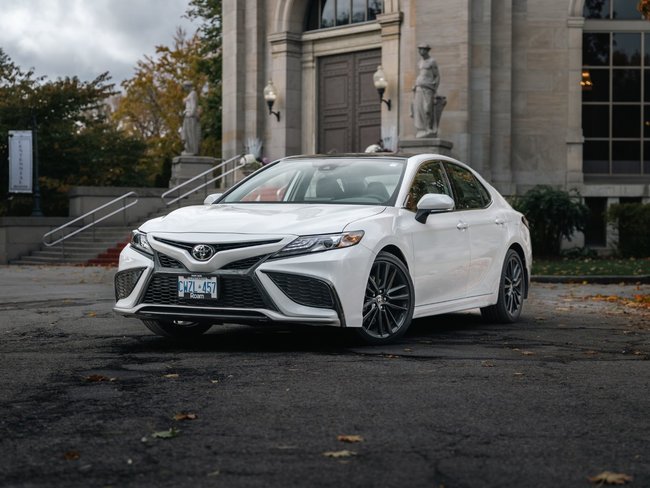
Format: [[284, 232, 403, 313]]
[[0, 49, 147, 216], [113, 29, 210, 186]]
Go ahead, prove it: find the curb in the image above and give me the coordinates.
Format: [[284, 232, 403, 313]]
[[532, 275, 650, 284]]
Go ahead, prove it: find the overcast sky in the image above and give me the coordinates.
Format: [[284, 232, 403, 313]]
[[0, 0, 197, 86]]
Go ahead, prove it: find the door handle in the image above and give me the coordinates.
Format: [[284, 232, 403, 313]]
[[495, 218, 505, 226], [457, 221, 469, 230]]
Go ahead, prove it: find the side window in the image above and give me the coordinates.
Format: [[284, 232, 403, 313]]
[[405, 161, 452, 211], [444, 163, 491, 210]]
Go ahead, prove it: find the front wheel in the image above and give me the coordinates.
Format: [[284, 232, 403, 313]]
[[141, 319, 212, 339], [481, 249, 525, 323], [356, 252, 415, 345]]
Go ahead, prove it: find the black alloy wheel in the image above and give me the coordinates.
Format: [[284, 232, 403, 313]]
[[357, 252, 414, 344], [481, 249, 525, 323]]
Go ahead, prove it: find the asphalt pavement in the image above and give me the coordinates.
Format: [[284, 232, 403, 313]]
[[0, 265, 648, 488]]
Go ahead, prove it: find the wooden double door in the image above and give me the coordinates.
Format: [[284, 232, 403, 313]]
[[318, 49, 382, 154]]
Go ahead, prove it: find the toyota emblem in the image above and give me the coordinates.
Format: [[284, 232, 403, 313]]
[[191, 244, 215, 261]]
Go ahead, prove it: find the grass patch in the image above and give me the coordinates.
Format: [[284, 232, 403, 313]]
[[533, 257, 650, 276]]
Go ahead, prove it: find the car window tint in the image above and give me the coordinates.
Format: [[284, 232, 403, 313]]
[[240, 170, 296, 202], [223, 158, 406, 205], [444, 163, 490, 210], [405, 161, 452, 211]]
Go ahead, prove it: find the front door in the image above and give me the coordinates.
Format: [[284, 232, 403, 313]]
[[318, 49, 381, 153]]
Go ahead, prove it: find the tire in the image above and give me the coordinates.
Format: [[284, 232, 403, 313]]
[[141, 319, 212, 339], [481, 249, 525, 323], [356, 252, 415, 345]]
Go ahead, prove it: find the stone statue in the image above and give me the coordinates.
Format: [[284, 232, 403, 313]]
[[180, 81, 201, 155], [411, 43, 444, 138]]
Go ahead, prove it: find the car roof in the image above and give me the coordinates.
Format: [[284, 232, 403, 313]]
[[280, 153, 404, 160]]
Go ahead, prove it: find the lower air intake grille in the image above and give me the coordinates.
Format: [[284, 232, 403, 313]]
[[115, 267, 146, 300], [221, 254, 269, 270], [266, 272, 334, 309], [142, 274, 270, 309], [158, 253, 185, 269]]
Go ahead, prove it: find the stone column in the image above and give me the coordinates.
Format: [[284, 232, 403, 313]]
[[489, 0, 514, 194], [566, 16, 585, 189], [268, 32, 303, 160], [377, 11, 403, 141]]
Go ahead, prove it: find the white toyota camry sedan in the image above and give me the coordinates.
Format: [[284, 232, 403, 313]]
[[114, 154, 532, 344]]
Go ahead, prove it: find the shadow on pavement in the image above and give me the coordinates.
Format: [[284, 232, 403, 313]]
[[117, 312, 489, 355]]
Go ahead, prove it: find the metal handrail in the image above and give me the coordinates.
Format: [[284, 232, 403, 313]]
[[42, 191, 139, 247], [161, 153, 255, 207]]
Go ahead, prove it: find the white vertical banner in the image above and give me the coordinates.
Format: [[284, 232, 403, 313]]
[[8, 130, 33, 193]]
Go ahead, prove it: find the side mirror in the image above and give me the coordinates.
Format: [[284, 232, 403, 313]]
[[415, 194, 455, 223], [204, 193, 223, 205]]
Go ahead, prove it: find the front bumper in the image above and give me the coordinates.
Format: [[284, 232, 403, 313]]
[[113, 236, 374, 328]]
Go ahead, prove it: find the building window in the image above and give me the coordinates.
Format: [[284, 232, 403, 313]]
[[306, 0, 383, 30], [582, 0, 650, 175]]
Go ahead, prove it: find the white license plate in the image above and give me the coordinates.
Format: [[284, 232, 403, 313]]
[[177, 275, 218, 299]]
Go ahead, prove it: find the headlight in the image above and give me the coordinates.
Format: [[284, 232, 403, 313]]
[[131, 230, 153, 255], [273, 231, 364, 258]]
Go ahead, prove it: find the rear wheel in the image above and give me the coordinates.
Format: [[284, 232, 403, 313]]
[[356, 252, 414, 345], [141, 319, 212, 339], [481, 249, 525, 323]]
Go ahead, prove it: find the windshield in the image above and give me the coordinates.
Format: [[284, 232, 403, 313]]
[[222, 157, 406, 205]]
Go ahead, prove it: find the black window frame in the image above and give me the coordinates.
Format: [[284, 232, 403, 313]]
[[442, 162, 492, 211], [404, 160, 453, 212], [306, 0, 384, 31]]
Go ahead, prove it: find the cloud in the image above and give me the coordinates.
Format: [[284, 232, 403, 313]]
[[0, 0, 196, 84]]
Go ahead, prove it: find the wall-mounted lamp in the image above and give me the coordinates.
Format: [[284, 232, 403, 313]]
[[373, 65, 391, 111], [580, 70, 593, 91], [263, 80, 281, 121]]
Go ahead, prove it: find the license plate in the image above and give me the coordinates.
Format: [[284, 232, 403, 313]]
[[177, 275, 218, 299]]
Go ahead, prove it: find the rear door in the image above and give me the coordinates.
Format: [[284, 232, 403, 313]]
[[443, 162, 506, 297]]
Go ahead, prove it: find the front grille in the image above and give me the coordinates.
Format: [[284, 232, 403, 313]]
[[141, 273, 271, 309], [266, 272, 334, 309], [158, 253, 185, 269], [154, 237, 282, 253], [221, 254, 270, 270], [115, 267, 146, 300]]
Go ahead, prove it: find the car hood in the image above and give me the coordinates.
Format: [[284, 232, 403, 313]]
[[140, 203, 386, 236]]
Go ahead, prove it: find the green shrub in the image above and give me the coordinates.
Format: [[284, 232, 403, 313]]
[[512, 185, 589, 257], [607, 202, 650, 258]]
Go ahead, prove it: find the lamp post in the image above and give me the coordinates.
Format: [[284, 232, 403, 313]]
[[31, 112, 43, 216]]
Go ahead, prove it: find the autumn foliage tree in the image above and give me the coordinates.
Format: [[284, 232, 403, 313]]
[[0, 48, 147, 216], [113, 29, 213, 186]]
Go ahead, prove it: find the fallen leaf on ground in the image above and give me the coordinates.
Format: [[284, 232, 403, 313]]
[[84, 374, 116, 382], [87, 312, 97, 318], [482, 361, 495, 368], [173, 412, 198, 421], [152, 427, 180, 439], [384, 354, 400, 359], [337, 435, 363, 443], [163, 373, 179, 379], [323, 450, 356, 458], [587, 471, 633, 485], [520, 351, 535, 356], [513, 372, 524, 377], [63, 451, 80, 461]]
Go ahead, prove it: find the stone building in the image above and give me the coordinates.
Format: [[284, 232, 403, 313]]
[[222, 0, 650, 249]]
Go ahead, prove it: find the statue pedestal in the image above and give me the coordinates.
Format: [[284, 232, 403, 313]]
[[399, 138, 454, 157], [169, 155, 217, 188]]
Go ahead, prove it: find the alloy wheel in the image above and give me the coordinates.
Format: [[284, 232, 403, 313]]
[[362, 258, 412, 339], [503, 253, 524, 317]]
